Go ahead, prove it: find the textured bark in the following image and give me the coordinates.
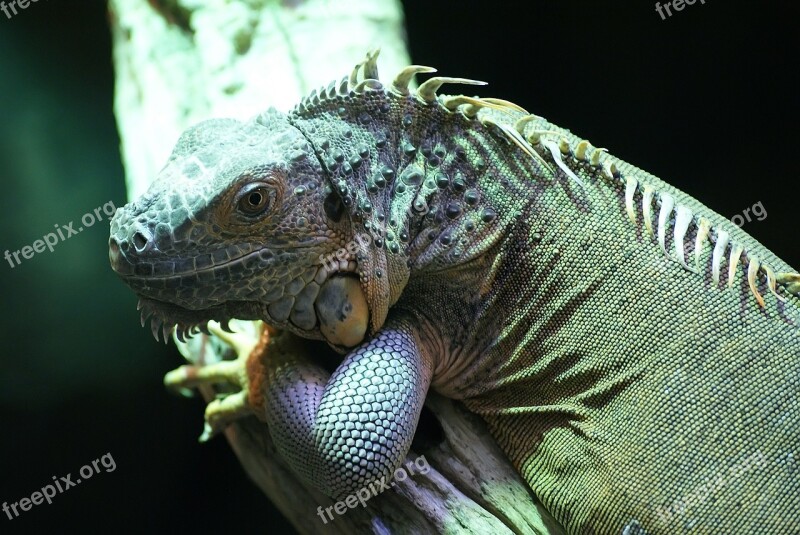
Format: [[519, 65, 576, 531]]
[[108, 1, 560, 532]]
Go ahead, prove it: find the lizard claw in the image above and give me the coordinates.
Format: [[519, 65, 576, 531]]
[[163, 360, 243, 392], [198, 423, 214, 443], [199, 390, 251, 442], [206, 319, 261, 359], [165, 320, 267, 440]]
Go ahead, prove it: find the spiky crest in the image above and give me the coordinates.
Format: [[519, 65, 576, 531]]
[[290, 49, 800, 312]]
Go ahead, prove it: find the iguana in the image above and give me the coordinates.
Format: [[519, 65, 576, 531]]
[[108, 50, 800, 533]]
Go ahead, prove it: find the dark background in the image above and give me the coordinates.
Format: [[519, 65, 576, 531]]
[[0, 1, 796, 533]]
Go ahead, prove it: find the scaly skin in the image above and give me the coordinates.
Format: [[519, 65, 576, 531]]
[[110, 51, 800, 533]]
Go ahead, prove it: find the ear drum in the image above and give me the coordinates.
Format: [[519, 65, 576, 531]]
[[315, 275, 368, 348]]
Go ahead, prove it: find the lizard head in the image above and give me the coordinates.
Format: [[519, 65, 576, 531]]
[[109, 49, 526, 347], [109, 110, 373, 348]]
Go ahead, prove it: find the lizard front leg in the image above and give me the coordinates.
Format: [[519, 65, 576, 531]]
[[261, 316, 434, 498], [167, 316, 435, 499], [164, 320, 266, 441]]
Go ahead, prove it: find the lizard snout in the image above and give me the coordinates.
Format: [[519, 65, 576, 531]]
[[109, 222, 156, 276]]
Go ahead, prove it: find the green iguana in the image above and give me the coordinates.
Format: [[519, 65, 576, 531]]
[[109, 51, 800, 533]]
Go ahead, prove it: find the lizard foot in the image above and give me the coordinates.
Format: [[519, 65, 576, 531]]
[[164, 320, 269, 442]]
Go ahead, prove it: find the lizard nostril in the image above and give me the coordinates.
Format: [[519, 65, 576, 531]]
[[132, 231, 149, 252], [108, 237, 133, 275]]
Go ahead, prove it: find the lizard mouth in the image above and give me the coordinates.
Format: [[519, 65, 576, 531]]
[[111, 220, 371, 347], [134, 266, 370, 349], [136, 297, 262, 343]]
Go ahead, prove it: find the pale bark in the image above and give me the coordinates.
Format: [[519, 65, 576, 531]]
[[108, 1, 560, 532]]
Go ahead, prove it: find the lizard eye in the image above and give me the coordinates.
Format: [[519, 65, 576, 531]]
[[236, 183, 274, 216]]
